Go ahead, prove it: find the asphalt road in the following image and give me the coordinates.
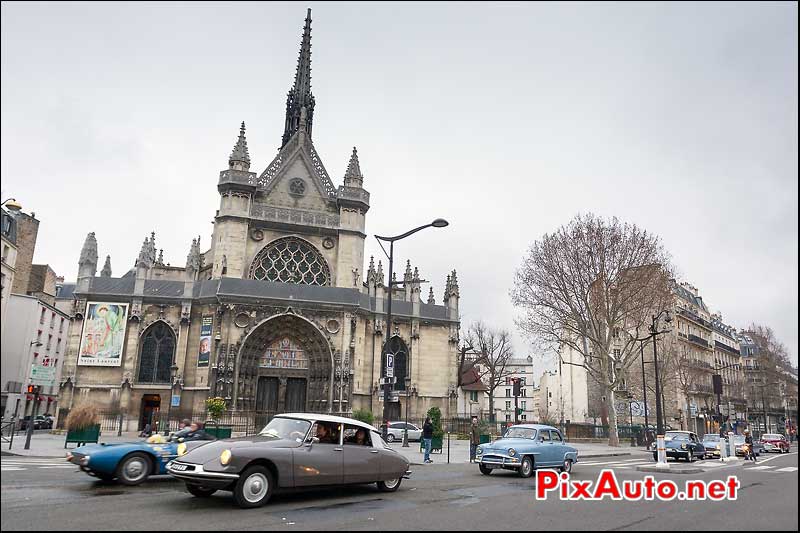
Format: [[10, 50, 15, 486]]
[[1, 451, 797, 530]]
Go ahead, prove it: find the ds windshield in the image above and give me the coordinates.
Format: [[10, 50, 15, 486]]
[[258, 417, 311, 442], [703, 435, 720, 441], [664, 432, 689, 441]]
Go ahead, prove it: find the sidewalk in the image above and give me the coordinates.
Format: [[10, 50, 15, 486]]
[[388, 438, 650, 465], [1, 430, 146, 458], [2, 430, 652, 462]]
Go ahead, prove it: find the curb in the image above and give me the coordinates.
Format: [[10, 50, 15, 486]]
[[581, 453, 634, 459], [635, 465, 704, 474]]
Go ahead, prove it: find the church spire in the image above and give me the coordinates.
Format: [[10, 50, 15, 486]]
[[100, 255, 112, 277], [229, 121, 250, 170], [281, 8, 315, 148], [343, 147, 364, 188]]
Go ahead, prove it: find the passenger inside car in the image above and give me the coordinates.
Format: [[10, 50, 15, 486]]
[[314, 422, 339, 444], [344, 427, 371, 446]]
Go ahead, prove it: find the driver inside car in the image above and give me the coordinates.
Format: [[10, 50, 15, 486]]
[[315, 423, 338, 444]]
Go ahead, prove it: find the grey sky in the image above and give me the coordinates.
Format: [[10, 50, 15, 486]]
[[2, 1, 797, 375]]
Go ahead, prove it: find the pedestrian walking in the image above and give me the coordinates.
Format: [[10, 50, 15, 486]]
[[744, 429, 757, 463], [469, 416, 480, 463], [422, 416, 434, 464]]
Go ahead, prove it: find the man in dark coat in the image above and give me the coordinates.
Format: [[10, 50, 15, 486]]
[[422, 417, 434, 464], [469, 417, 480, 463]]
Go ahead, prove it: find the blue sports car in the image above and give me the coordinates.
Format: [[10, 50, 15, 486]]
[[67, 433, 214, 485], [475, 424, 579, 478]]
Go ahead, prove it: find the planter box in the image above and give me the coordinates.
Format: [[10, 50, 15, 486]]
[[419, 436, 444, 454], [205, 426, 232, 439], [65, 424, 101, 448]]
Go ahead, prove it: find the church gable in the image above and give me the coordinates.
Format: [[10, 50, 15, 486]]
[[255, 137, 337, 213]]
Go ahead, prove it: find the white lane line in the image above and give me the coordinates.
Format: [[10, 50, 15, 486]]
[[746, 465, 773, 470], [2, 462, 71, 467], [1, 467, 24, 471], [753, 452, 797, 465], [774, 467, 797, 472], [37, 465, 78, 469]]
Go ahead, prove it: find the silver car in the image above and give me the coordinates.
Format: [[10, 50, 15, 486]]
[[385, 422, 422, 443], [167, 413, 411, 508]]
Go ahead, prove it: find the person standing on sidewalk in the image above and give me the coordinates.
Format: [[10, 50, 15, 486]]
[[469, 417, 480, 463], [422, 417, 434, 464]]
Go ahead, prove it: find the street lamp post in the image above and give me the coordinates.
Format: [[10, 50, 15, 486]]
[[23, 340, 44, 450], [164, 363, 179, 435], [1, 198, 23, 211], [649, 310, 672, 468], [375, 218, 448, 442], [639, 341, 650, 441]]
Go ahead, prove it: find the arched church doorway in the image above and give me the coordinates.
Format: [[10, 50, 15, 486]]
[[381, 335, 408, 421], [237, 314, 333, 414]]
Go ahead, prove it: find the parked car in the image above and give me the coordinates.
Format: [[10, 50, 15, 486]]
[[385, 422, 422, 443], [475, 424, 578, 478], [732, 435, 764, 457], [167, 413, 412, 508], [66, 430, 215, 485], [759, 433, 790, 453], [20, 415, 53, 431], [701, 434, 723, 459], [649, 430, 706, 462]]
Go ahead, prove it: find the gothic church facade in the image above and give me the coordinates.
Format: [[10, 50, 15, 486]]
[[57, 10, 461, 430]]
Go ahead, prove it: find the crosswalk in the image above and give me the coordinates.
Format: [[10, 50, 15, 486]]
[[1, 457, 77, 472], [575, 457, 798, 474]]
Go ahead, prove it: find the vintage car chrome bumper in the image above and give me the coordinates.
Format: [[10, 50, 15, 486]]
[[166, 460, 240, 488], [402, 469, 412, 479], [479, 453, 522, 468]]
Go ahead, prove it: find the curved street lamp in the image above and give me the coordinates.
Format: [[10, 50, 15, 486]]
[[1, 198, 22, 211], [375, 219, 449, 442]]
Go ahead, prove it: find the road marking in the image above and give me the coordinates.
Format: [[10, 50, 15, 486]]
[[0, 467, 24, 471], [746, 465, 773, 470], [774, 467, 797, 473]]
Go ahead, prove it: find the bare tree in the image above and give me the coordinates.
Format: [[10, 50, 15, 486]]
[[464, 321, 515, 422], [671, 343, 708, 432], [511, 213, 674, 446]]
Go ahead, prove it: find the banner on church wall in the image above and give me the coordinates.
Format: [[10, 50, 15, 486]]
[[197, 315, 213, 368], [77, 302, 128, 367]]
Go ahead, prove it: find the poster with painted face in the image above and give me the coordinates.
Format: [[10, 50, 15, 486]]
[[198, 315, 212, 367], [78, 302, 128, 366]]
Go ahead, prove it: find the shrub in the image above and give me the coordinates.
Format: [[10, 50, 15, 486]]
[[205, 397, 227, 420], [351, 408, 375, 426], [65, 404, 99, 431], [427, 406, 444, 440]]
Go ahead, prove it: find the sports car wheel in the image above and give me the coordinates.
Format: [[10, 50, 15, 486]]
[[386, 433, 396, 443], [377, 478, 402, 492], [116, 452, 151, 486], [559, 458, 573, 473], [518, 456, 534, 478], [234, 466, 274, 508], [186, 484, 217, 498], [479, 464, 493, 475]]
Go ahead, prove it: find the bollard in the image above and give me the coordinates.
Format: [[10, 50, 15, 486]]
[[446, 431, 451, 464], [655, 434, 669, 468], [118, 413, 123, 436], [728, 431, 736, 459]]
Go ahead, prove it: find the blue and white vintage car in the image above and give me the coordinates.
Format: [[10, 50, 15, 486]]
[[66, 433, 214, 485], [476, 424, 578, 478]]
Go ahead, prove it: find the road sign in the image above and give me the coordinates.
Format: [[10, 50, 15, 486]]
[[380, 377, 397, 385], [30, 364, 56, 386], [378, 391, 400, 402], [171, 395, 181, 407], [386, 354, 394, 378], [689, 404, 698, 417]]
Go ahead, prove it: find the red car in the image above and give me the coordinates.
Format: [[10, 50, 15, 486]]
[[759, 433, 791, 453]]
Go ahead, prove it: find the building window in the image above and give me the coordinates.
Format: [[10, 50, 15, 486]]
[[505, 401, 511, 410], [59, 318, 65, 334], [46, 334, 52, 350], [469, 391, 478, 402], [521, 401, 527, 410], [40, 308, 46, 324], [50, 312, 56, 328], [136, 322, 176, 384], [521, 414, 527, 421], [506, 388, 511, 397], [249, 237, 331, 286], [505, 414, 511, 421]]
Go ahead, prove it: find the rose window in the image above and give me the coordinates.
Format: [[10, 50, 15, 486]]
[[249, 237, 331, 286]]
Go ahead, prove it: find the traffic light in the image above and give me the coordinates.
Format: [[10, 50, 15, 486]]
[[26, 384, 35, 394], [512, 378, 521, 397]]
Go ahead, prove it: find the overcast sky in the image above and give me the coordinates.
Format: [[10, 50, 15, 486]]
[[2, 1, 797, 374]]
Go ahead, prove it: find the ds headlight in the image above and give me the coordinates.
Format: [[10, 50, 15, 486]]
[[220, 449, 232, 465], [681, 443, 687, 450], [508, 448, 516, 457], [80, 455, 90, 466], [177, 443, 187, 456]]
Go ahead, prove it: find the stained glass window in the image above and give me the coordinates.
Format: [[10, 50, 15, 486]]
[[249, 237, 331, 286], [259, 337, 309, 370], [137, 322, 175, 383]]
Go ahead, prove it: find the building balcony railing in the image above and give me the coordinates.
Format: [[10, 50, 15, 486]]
[[714, 341, 740, 356], [677, 308, 711, 329], [687, 333, 711, 349]]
